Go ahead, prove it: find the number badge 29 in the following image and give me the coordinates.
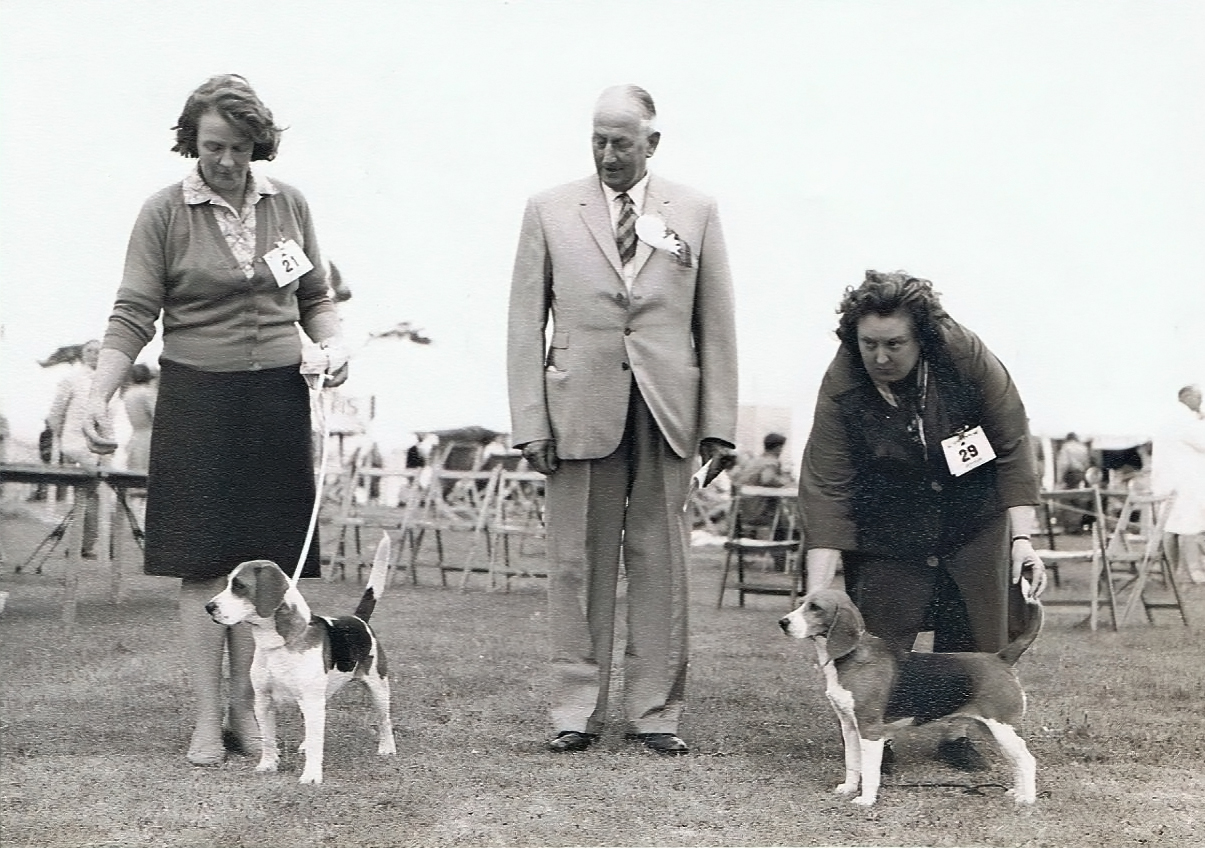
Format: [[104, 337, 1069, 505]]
[[263, 238, 314, 288], [940, 425, 996, 477]]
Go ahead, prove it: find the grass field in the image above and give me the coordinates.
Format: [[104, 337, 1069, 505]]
[[2, 497, 1204, 848]]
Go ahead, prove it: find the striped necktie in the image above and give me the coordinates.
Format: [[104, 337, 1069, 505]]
[[615, 192, 637, 265]]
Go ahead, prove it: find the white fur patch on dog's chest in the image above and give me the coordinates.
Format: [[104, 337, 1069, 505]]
[[256, 644, 329, 704]]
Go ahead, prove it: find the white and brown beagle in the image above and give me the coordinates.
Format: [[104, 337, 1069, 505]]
[[779, 588, 1041, 807], [206, 536, 396, 784]]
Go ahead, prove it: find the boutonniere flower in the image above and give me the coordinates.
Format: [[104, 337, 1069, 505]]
[[635, 213, 693, 268]]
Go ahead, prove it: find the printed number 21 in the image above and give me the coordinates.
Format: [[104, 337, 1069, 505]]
[[281, 256, 295, 273], [959, 444, 979, 462]]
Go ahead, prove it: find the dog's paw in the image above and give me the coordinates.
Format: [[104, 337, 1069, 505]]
[[298, 771, 323, 785], [851, 794, 878, 807], [1007, 788, 1036, 806], [378, 739, 397, 756], [254, 759, 278, 774], [834, 781, 858, 796]]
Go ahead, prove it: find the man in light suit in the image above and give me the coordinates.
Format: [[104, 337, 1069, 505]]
[[507, 85, 738, 754]]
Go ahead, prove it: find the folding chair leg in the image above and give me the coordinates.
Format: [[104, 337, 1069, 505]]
[[1102, 562, 1119, 630], [717, 548, 735, 608], [788, 551, 802, 606], [1166, 559, 1190, 626], [502, 535, 513, 593], [404, 529, 419, 584], [459, 531, 484, 592], [737, 550, 747, 607], [1119, 567, 1149, 626]]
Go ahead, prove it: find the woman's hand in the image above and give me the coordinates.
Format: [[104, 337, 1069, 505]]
[[324, 359, 349, 388], [1010, 537, 1047, 598], [82, 400, 118, 455]]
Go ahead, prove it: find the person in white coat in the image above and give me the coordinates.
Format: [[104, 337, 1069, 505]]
[[47, 340, 102, 557], [1151, 384, 1205, 584]]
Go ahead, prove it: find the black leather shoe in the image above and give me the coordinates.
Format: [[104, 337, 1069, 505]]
[[936, 737, 989, 772], [547, 731, 597, 753], [626, 733, 689, 755], [881, 739, 896, 775]]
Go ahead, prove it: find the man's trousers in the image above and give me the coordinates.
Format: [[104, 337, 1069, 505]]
[[544, 387, 693, 735]]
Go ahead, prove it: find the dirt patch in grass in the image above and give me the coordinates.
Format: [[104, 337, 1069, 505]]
[[3, 508, 1205, 846]]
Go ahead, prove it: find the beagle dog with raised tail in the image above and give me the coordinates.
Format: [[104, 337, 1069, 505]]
[[207, 536, 396, 784], [779, 588, 1041, 807]]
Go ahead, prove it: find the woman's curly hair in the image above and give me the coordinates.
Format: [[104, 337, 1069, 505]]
[[835, 270, 950, 357], [171, 74, 282, 161]]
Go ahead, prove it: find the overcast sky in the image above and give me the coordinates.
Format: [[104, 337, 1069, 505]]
[[2, 0, 1202, 458]]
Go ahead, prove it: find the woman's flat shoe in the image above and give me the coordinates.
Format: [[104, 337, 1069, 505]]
[[186, 745, 226, 766], [187, 728, 226, 766]]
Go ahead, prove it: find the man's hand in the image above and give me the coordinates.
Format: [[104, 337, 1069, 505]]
[[521, 439, 559, 475], [698, 438, 737, 485], [82, 401, 118, 456]]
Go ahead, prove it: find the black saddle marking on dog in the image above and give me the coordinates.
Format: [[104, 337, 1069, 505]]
[[314, 615, 374, 673], [885, 653, 976, 723]]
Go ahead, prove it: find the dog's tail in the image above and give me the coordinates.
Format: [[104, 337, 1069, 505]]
[[997, 588, 1044, 666], [353, 535, 391, 622]]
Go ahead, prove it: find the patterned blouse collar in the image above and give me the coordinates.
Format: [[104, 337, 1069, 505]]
[[182, 165, 278, 208]]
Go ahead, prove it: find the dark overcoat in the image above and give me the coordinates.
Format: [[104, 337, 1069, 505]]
[[799, 320, 1040, 644]]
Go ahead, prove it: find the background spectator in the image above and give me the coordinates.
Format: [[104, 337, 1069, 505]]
[[1151, 384, 1205, 584], [46, 339, 102, 558]]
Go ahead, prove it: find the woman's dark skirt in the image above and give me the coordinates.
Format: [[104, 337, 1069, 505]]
[[144, 360, 321, 581]]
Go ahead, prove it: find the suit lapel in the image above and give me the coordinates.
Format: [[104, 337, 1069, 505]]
[[578, 180, 623, 278]]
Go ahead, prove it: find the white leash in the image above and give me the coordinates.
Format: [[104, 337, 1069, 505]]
[[292, 367, 333, 587], [286, 325, 425, 587]]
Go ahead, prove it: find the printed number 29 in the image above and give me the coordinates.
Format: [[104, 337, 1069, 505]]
[[959, 444, 979, 462]]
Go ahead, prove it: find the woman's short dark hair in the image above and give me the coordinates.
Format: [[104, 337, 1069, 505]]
[[171, 74, 282, 161], [835, 270, 950, 357]]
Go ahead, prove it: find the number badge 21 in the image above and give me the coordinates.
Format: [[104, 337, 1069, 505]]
[[263, 238, 314, 288], [940, 425, 997, 477]]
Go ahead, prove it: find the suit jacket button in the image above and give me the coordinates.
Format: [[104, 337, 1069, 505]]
[[926, 556, 940, 568], [930, 480, 943, 492], [621, 362, 630, 370], [624, 327, 632, 335], [614, 292, 627, 305]]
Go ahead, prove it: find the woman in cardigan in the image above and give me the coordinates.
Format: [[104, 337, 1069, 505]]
[[800, 270, 1046, 770], [83, 75, 347, 765]]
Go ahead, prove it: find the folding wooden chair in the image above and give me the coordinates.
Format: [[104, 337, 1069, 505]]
[[324, 453, 423, 585], [486, 469, 548, 591], [406, 463, 501, 588], [716, 485, 803, 608], [1108, 492, 1188, 627], [1035, 487, 1119, 631]]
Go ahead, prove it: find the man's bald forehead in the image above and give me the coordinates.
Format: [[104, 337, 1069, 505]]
[[594, 85, 657, 126]]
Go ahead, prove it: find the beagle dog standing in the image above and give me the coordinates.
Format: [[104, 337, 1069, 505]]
[[779, 588, 1041, 807], [206, 536, 396, 784]]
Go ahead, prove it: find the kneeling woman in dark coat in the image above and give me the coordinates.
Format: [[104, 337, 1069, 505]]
[[799, 270, 1047, 768]]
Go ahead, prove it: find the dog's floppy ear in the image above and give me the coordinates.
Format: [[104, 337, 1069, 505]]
[[822, 593, 864, 660], [275, 602, 311, 642], [247, 560, 289, 619]]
